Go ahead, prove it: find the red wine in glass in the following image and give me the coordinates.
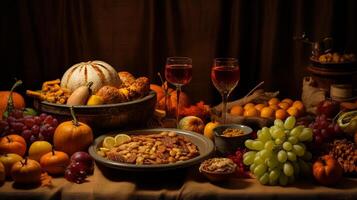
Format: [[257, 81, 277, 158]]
[[211, 58, 240, 124], [211, 66, 240, 93], [165, 64, 192, 86], [164, 57, 192, 127]]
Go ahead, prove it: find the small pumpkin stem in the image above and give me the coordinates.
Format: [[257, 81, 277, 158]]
[[70, 106, 79, 126], [52, 146, 55, 156], [157, 72, 164, 85], [6, 136, 11, 143], [3, 79, 23, 118], [22, 157, 28, 166]]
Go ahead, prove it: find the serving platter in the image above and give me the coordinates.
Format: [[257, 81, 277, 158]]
[[88, 128, 214, 171]]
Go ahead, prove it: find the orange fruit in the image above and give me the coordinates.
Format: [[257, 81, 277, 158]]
[[244, 103, 255, 110], [269, 104, 279, 111], [287, 107, 299, 117], [282, 98, 293, 106], [230, 105, 244, 116], [260, 107, 274, 118], [268, 98, 280, 106], [275, 109, 288, 120], [278, 102, 290, 110], [243, 108, 259, 117], [292, 100, 304, 111], [255, 104, 266, 111]]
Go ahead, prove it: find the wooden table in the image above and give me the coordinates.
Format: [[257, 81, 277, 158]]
[[1, 164, 356, 200]]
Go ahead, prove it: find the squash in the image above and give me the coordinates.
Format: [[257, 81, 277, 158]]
[[67, 82, 93, 105], [0, 134, 27, 157], [11, 158, 42, 184], [0, 80, 25, 119], [150, 84, 190, 116], [40, 147, 70, 175], [53, 107, 93, 155], [61, 60, 122, 93]]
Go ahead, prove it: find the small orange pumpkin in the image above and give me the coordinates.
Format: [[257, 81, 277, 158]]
[[0, 134, 27, 156], [0, 80, 25, 119], [150, 84, 190, 116], [11, 158, 42, 184], [53, 107, 93, 155], [40, 147, 70, 175]]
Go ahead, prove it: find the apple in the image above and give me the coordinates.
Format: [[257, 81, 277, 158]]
[[317, 100, 340, 118], [178, 116, 205, 134], [70, 151, 94, 174], [203, 121, 220, 140], [0, 153, 23, 177], [313, 155, 343, 186], [28, 141, 52, 162]]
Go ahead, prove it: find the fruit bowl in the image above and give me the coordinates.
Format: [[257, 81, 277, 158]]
[[33, 91, 156, 130]]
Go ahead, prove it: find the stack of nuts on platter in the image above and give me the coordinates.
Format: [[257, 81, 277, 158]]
[[0, 80, 94, 186], [26, 60, 150, 106]]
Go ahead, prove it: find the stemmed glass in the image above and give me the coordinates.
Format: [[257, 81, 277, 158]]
[[165, 57, 193, 127], [211, 58, 240, 123]]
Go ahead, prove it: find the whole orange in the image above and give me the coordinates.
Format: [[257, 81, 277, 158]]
[[230, 105, 244, 116], [244, 108, 259, 117], [268, 98, 280, 106], [278, 102, 290, 110], [275, 109, 288, 120], [282, 98, 293, 106], [260, 107, 274, 118], [287, 107, 299, 117]]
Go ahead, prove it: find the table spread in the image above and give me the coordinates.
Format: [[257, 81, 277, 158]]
[[1, 163, 356, 200]]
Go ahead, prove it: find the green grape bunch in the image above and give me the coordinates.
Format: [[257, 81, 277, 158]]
[[243, 116, 313, 186]]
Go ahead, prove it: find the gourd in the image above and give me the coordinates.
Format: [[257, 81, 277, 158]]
[[11, 158, 42, 184], [67, 82, 93, 105], [0, 80, 25, 119], [53, 107, 93, 155], [61, 60, 122, 93], [40, 147, 70, 175], [0, 134, 27, 157]]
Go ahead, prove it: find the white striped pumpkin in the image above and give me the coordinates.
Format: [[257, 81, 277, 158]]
[[61, 60, 122, 93]]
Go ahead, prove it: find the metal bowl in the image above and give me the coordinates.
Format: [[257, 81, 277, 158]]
[[88, 128, 214, 171], [34, 91, 156, 130]]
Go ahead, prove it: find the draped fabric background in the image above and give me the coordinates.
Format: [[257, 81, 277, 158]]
[[1, 0, 356, 105]]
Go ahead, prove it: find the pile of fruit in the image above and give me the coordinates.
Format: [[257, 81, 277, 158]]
[[229, 98, 305, 120], [316, 52, 356, 63], [0, 82, 95, 186], [26, 60, 150, 106]]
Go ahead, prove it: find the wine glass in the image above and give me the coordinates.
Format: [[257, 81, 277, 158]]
[[211, 58, 240, 124], [165, 57, 193, 127]]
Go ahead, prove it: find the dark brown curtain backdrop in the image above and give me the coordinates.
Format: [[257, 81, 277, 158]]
[[1, 0, 356, 105]]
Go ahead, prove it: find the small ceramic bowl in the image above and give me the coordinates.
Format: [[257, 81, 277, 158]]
[[214, 124, 253, 155], [199, 158, 237, 182]]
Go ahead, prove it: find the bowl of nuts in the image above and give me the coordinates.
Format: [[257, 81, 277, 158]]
[[214, 124, 253, 155], [199, 158, 237, 182]]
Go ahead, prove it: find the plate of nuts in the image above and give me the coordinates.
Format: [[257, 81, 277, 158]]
[[89, 128, 214, 171]]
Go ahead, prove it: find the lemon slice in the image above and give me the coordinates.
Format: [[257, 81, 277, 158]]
[[114, 134, 131, 146], [99, 147, 110, 152], [103, 136, 116, 149]]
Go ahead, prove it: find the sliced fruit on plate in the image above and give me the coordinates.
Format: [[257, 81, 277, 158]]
[[103, 137, 116, 149], [114, 134, 131, 146]]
